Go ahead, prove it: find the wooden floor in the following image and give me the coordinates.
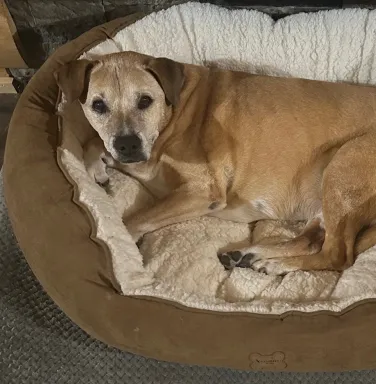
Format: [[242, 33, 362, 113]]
[[0, 94, 18, 169]]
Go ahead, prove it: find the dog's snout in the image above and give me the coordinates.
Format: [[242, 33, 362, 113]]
[[113, 134, 146, 163], [114, 134, 142, 155]]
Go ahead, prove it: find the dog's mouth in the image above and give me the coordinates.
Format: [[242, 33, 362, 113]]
[[116, 152, 148, 164]]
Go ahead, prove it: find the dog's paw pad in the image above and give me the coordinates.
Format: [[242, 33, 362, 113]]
[[218, 251, 255, 270], [228, 251, 243, 262], [237, 253, 256, 268], [218, 252, 237, 270]]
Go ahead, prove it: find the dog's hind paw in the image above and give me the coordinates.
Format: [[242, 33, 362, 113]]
[[218, 250, 256, 270], [251, 259, 298, 275]]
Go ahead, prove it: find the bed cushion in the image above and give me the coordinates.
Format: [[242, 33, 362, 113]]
[[5, 4, 376, 371], [59, 3, 376, 313]]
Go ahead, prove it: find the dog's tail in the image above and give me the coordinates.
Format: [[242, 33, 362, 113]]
[[355, 225, 376, 256]]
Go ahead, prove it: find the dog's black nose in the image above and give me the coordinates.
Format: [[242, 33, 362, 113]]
[[113, 134, 142, 156]]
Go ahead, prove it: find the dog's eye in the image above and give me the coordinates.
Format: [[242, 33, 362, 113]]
[[138, 95, 153, 110], [92, 99, 108, 114]]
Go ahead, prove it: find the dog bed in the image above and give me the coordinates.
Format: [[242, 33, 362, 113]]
[[5, 2, 376, 371]]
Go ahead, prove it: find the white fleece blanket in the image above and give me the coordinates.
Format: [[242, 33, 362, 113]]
[[60, 3, 376, 314]]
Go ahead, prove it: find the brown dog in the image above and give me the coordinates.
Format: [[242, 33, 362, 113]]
[[55, 51, 376, 275]]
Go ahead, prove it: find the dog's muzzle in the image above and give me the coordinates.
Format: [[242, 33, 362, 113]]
[[113, 134, 147, 163]]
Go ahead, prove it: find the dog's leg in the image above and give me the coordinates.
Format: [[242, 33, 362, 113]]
[[84, 137, 113, 187], [251, 133, 376, 275], [218, 217, 325, 270], [125, 187, 226, 242]]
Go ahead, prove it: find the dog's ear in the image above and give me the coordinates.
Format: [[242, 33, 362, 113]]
[[146, 57, 185, 107], [54, 59, 97, 104]]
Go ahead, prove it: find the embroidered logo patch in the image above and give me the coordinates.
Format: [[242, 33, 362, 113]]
[[249, 352, 287, 370]]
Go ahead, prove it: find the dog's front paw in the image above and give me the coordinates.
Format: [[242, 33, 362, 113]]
[[218, 251, 256, 270], [124, 220, 145, 244], [84, 137, 111, 188], [87, 158, 109, 187], [126, 228, 144, 244]]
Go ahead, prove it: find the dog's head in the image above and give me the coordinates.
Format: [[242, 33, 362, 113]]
[[55, 51, 185, 164]]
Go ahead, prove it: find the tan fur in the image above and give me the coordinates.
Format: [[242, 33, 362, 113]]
[[56, 51, 376, 275]]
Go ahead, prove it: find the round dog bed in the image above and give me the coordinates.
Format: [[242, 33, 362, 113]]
[[5, 3, 376, 371]]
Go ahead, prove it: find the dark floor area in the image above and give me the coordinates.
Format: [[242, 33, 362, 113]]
[[0, 94, 18, 169]]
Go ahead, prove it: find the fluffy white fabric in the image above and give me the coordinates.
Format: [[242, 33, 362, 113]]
[[61, 3, 376, 314]]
